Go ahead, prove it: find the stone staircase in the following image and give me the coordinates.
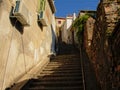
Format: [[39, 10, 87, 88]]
[[21, 44, 84, 90]]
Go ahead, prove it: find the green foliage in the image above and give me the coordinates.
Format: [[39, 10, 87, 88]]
[[73, 14, 90, 44]]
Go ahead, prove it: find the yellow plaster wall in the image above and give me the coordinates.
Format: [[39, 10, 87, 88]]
[[0, 0, 55, 89]]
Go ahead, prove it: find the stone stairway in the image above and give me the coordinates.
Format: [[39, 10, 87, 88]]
[[21, 44, 84, 90]]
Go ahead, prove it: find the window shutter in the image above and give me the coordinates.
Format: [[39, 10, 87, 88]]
[[38, 0, 46, 13]]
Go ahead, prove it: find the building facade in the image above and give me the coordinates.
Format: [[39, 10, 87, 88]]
[[0, 0, 56, 89], [61, 14, 76, 44], [55, 17, 65, 43]]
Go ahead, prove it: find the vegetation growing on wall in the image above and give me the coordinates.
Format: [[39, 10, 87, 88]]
[[73, 14, 89, 44]]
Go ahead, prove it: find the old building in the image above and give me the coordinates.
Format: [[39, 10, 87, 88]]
[[0, 0, 56, 90], [55, 17, 65, 42], [61, 15, 73, 43], [61, 13, 76, 44]]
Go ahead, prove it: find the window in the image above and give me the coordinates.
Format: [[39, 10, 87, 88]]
[[37, 0, 47, 26], [58, 21, 61, 24]]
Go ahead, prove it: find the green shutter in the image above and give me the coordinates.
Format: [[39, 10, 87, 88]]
[[38, 0, 46, 13], [38, 0, 41, 13], [43, 0, 46, 11]]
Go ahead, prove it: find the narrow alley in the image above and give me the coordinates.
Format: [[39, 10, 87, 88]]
[[0, 0, 120, 90]]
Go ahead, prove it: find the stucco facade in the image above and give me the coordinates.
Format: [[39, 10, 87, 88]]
[[55, 17, 65, 42], [0, 0, 56, 89], [61, 15, 75, 43]]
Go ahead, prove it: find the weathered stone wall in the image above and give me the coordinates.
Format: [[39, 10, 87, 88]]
[[90, 0, 120, 89], [0, 0, 56, 90], [84, 17, 95, 56], [91, 1, 107, 85], [111, 21, 120, 89]]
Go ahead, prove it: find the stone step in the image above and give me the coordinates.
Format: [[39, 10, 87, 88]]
[[44, 66, 81, 70], [42, 71, 82, 74], [45, 65, 81, 68], [37, 76, 82, 81], [43, 67, 81, 71], [29, 80, 83, 87], [39, 72, 82, 77], [25, 86, 83, 90], [50, 59, 80, 62], [41, 70, 81, 74], [47, 62, 80, 64], [47, 63, 81, 66]]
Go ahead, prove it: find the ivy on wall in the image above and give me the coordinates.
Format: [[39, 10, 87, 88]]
[[72, 14, 90, 44]]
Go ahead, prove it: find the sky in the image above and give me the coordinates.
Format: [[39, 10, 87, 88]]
[[54, 0, 100, 17]]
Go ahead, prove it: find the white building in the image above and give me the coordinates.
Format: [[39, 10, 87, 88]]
[[61, 13, 76, 44]]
